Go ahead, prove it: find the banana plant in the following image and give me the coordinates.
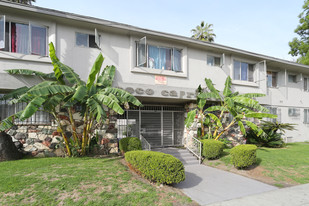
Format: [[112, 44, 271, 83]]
[[185, 76, 277, 140], [0, 42, 142, 156]]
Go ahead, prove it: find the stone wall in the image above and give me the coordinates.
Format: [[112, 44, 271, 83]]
[[6, 111, 120, 157], [184, 103, 246, 147]]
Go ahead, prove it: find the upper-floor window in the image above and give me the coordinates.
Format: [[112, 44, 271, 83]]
[[207, 55, 220, 66], [288, 74, 297, 83], [288, 107, 300, 117], [0, 15, 47, 56], [304, 77, 309, 91], [233, 60, 254, 82], [76, 32, 99, 48], [267, 71, 277, 88], [136, 37, 182, 72]]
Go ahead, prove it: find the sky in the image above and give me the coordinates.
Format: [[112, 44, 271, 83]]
[[35, 0, 304, 61]]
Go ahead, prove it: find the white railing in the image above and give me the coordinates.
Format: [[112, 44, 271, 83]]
[[186, 136, 202, 164], [140, 135, 151, 151]]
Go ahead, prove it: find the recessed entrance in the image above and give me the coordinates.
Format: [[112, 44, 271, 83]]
[[117, 105, 184, 147]]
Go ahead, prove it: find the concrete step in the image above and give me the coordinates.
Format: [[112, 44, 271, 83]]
[[152, 147, 200, 165]]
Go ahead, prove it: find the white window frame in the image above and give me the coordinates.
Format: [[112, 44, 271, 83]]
[[233, 59, 255, 82], [267, 71, 278, 88], [131, 36, 188, 78], [264, 106, 281, 123], [0, 16, 48, 56], [288, 74, 297, 83], [288, 107, 300, 117], [75, 32, 99, 48], [206, 53, 225, 67]]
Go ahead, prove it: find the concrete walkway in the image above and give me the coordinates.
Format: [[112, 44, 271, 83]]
[[209, 183, 309, 206], [153, 148, 278, 205]]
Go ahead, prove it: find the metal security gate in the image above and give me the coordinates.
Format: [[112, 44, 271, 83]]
[[117, 105, 184, 147]]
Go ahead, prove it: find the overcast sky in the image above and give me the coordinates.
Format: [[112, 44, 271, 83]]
[[35, 0, 304, 61]]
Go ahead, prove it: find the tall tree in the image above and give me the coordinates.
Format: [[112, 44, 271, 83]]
[[6, 0, 35, 5], [191, 21, 216, 42], [289, 0, 309, 65]]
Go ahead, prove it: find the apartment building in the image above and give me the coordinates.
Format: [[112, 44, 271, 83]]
[[0, 1, 309, 148]]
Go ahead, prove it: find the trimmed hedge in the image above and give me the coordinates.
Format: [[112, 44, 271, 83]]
[[125, 150, 185, 184], [230, 144, 257, 168], [119, 137, 142, 153], [201, 139, 225, 159]]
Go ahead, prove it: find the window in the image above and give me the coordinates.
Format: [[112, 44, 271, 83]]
[[304, 77, 309, 91], [0, 94, 51, 125], [0, 17, 47, 56], [207, 55, 221, 66], [304, 109, 309, 124], [288, 108, 300, 117], [136, 37, 182, 72], [267, 71, 277, 88], [76, 32, 98, 48], [288, 74, 297, 83], [265, 106, 281, 123], [233, 60, 254, 82]]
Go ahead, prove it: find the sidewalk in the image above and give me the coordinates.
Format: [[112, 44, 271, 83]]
[[208, 183, 309, 206], [174, 164, 277, 205], [154, 148, 277, 205]]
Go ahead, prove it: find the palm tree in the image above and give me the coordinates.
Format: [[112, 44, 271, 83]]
[[185, 76, 276, 140], [191, 21, 216, 42], [7, 0, 36, 5], [0, 42, 142, 156]]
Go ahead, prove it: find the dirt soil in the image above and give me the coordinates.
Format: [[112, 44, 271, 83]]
[[204, 160, 298, 188]]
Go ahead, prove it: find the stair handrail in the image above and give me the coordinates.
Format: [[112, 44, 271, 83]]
[[186, 136, 202, 164], [140, 134, 151, 151]]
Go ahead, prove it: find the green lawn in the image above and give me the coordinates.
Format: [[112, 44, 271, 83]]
[[0, 157, 192, 206], [217, 142, 309, 186]]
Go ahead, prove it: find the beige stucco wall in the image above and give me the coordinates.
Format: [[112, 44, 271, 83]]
[[1, 6, 309, 142]]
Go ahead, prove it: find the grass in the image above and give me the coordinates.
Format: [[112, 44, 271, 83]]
[[211, 142, 309, 185], [0, 157, 193, 206]]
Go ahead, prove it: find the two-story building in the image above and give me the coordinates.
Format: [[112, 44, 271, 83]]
[[0, 1, 309, 149]]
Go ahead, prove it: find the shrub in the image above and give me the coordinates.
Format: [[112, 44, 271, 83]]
[[119, 137, 142, 153], [125, 150, 185, 184], [201, 139, 224, 159], [230, 144, 257, 168]]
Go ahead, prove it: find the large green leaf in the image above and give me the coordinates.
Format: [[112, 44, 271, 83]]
[[198, 92, 220, 100], [97, 65, 115, 88], [232, 96, 268, 112], [49, 42, 82, 85], [205, 106, 227, 112], [5, 69, 55, 80], [223, 76, 232, 97], [185, 109, 197, 128], [28, 85, 74, 96], [87, 98, 106, 122], [238, 121, 246, 136], [207, 113, 222, 127], [43, 94, 65, 110], [102, 87, 142, 106], [198, 98, 206, 109], [238, 93, 266, 98], [19, 97, 47, 121], [204, 78, 221, 99], [245, 121, 265, 137], [0, 87, 29, 100], [93, 94, 124, 114], [0, 116, 14, 131], [87, 53, 104, 90], [72, 85, 87, 101], [245, 112, 277, 119]]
